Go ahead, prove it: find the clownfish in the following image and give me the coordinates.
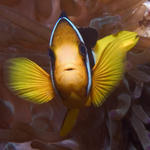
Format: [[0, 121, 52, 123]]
[[6, 13, 139, 136]]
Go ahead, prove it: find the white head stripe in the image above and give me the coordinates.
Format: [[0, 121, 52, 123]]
[[49, 17, 84, 46]]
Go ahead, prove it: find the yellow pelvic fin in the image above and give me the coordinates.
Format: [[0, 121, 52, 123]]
[[85, 96, 92, 107], [91, 31, 139, 107], [6, 57, 54, 104], [60, 108, 79, 137]]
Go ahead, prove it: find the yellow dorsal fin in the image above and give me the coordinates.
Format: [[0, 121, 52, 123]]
[[91, 31, 139, 107], [60, 108, 79, 137], [6, 57, 54, 104]]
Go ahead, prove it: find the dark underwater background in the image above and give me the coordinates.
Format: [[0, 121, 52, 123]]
[[0, 0, 150, 150]]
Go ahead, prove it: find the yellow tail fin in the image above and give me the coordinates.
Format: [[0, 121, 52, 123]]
[[6, 57, 54, 104], [91, 31, 139, 107], [60, 108, 79, 137]]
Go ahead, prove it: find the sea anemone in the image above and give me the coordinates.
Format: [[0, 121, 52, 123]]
[[0, 0, 150, 150]]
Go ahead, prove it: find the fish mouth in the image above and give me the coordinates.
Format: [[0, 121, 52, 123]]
[[64, 68, 75, 71], [63, 64, 76, 72]]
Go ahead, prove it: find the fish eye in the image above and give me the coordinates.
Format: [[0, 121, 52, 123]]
[[79, 42, 86, 57], [48, 48, 55, 60]]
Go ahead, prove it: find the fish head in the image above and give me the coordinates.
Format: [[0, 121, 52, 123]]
[[49, 14, 91, 107]]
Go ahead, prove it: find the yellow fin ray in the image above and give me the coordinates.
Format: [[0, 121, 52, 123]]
[[91, 31, 139, 107], [6, 57, 54, 104], [60, 108, 79, 137]]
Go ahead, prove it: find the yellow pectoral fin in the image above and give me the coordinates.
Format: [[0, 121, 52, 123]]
[[91, 31, 139, 107], [6, 57, 54, 104], [60, 108, 79, 137], [94, 34, 115, 65], [93, 31, 139, 66]]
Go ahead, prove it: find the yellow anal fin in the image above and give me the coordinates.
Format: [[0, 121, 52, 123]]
[[60, 108, 79, 137], [6, 57, 54, 104], [91, 31, 139, 107]]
